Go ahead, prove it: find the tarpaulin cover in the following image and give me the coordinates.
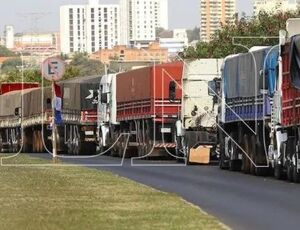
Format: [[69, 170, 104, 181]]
[[265, 47, 279, 96], [23, 87, 52, 117], [290, 35, 300, 89], [223, 48, 268, 99], [59, 75, 101, 111]]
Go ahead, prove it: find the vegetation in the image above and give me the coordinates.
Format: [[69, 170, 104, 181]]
[[183, 11, 300, 59], [0, 52, 105, 83], [0, 154, 226, 230], [63, 53, 105, 80], [0, 46, 17, 57]]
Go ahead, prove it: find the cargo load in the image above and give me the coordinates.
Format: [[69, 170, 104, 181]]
[[223, 48, 268, 99], [116, 62, 183, 121], [60, 75, 101, 111]]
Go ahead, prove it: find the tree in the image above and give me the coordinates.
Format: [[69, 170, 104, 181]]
[[63, 66, 81, 80], [0, 46, 17, 57], [62, 52, 105, 80], [183, 10, 300, 59], [1, 58, 22, 73]]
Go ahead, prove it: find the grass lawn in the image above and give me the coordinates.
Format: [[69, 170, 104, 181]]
[[0, 154, 227, 230]]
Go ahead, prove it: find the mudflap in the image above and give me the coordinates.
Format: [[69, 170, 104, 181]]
[[185, 130, 216, 164], [189, 146, 211, 164]]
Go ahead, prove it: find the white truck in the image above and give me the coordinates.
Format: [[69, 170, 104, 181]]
[[175, 59, 223, 164], [97, 73, 119, 155]]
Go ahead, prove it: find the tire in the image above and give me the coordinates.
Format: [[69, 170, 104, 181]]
[[287, 161, 293, 182], [241, 134, 250, 174], [293, 162, 300, 183], [228, 132, 241, 171], [253, 134, 269, 177], [219, 135, 228, 170], [274, 161, 284, 180], [0, 135, 2, 153], [249, 135, 256, 175]]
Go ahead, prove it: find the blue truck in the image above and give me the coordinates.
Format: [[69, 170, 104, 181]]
[[218, 46, 278, 175]]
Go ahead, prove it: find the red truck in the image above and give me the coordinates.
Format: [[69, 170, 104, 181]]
[[97, 62, 183, 157], [0, 82, 39, 95], [269, 32, 300, 181]]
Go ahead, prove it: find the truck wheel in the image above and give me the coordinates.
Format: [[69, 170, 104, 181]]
[[274, 160, 284, 180], [254, 135, 269, 177], [219, 135, 228, 170], [228, 132, 241, 171], [241, 134, 250, 174], [287, 160, 293, 182], [0, 135, 3, 153], [293, 160, 300, 183], [248, 135, 259, 175]]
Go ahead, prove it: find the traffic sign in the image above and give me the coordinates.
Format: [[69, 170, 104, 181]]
[[42, 57, 65, 81]]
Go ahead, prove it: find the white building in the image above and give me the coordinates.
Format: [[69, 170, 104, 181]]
[[254, 0, 299, 15], [159, 29, 188, 57], [120, 0, 169, 45], [60, 0, 120, 54], [4, 25, 14, 49]]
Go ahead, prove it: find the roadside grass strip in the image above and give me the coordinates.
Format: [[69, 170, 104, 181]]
[[0, 154, 227, 230]]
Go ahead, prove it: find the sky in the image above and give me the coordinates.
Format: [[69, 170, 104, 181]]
[[0, 0, 254, 33]]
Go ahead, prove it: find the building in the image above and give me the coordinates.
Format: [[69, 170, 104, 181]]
[[60, 0, 120, 54], [4, 25, 14, 49], [120, 0, 169, 45], [14, 32, 60, 55], [90, 42, 168, 64], [159, 29, 189, 57], [254, 0, 299, 15], [200, 0, 236, 42]]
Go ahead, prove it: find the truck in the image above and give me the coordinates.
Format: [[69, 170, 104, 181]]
[[218, 46, 274, 175], [0, 75, 101, 155], [175, 59, 223, 164], [267, 18, 300, 182], [97, 62, 183, 157], [218, 18, 300, 179], [59, 75, 101, 155]]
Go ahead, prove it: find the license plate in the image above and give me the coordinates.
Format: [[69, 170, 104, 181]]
[[85, 131, 94, 136], [161, 128, 171, 133]]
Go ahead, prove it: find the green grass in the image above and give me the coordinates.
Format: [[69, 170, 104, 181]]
[[0, 154, 227, 230]]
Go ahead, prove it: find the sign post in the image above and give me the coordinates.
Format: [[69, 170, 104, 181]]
[[42, 57, 65, 163]]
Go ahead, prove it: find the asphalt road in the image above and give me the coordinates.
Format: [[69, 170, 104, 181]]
[[26, 154, 300, 230]]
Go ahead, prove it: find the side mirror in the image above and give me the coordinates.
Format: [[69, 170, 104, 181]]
[[15, 107, 21, 117], [169, 81, 176, 102], [46, 98, 52, 109], [101, 93, 109, 104], [208, 79, 221, 97], [208, 80, 216, 96]]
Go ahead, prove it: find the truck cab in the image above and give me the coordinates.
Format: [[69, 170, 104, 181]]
[[97, 73, 118, 152], [176, 59, 223, 164]]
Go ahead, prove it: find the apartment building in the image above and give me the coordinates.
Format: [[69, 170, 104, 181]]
[[254, 0, 299, 15], [60, 0, 120, 54], [120, 0, 169, 45], [200, 0, 236, 42]]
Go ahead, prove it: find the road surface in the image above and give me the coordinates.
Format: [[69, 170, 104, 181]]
[[25, 154, 300, 230]]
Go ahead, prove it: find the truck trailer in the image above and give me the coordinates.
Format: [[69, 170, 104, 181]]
[[268, 19, 300, 182], [218, 46, 274, 175], [175, 59, 223, 164], [0, 76, 101, 155], [97, 62, 183, 157]]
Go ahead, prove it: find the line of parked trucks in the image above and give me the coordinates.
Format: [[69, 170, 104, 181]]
[[1, 18, 300, 182]]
